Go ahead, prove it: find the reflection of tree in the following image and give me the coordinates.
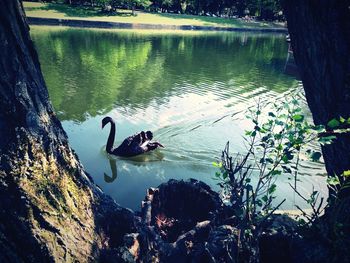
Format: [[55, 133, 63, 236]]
[[31, 28, 297, 122]]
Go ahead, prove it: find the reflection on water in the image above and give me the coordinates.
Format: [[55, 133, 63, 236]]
[[104, 158, 118, 183], [31, 26, 327, 211]]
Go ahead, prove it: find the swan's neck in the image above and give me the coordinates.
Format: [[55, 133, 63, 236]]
[[106, 121, 116, 154]]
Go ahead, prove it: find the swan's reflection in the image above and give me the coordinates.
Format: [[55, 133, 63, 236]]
[[104, 158, 118, 183], [102, 148, 165, 183]]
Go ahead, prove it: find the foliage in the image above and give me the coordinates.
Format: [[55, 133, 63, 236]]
[[292, 115, 350, 226], [151, 0, 283, 20], [38, 0, 283, 21], [294, 116, 350, 225], [213, 96, 337, 260]]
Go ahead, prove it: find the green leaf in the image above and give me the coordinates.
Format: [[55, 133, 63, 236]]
[[268, 112, 276, 117], [268, 184, 277, 194], [282, 154, 289, 163], [339, 116, 346, 123], [245, 131, 253, 136], [212, 162, 222, 168], [327, 118, 340, 128], [271, 170, 282, 176], [259, 128, 267, 133], [292, 99, 298, 105], [343, 170, 350, 177], [327, 176, 340, 186], [319, 135, 336, 145], [312, 125, 325, 132], [278, 114, 288, 119], [262, 195, 268, 202], [282, 151, 294, 163], [292, 114, 304, 122]]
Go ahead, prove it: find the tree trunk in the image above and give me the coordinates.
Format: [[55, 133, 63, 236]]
[[281, 1, 350, 196], [282, 2, 350, 260], [0, 1, 134, 262]]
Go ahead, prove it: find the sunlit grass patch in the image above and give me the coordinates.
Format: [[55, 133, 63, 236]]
[[23, 1, 284, 29]]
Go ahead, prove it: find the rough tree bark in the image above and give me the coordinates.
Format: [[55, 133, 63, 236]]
[[281, 1, 350, 196], [0, 1, 135, 262], [282, 2, 350, 261]]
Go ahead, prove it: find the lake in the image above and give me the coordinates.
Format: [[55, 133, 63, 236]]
[[30, 26, 327, 211]]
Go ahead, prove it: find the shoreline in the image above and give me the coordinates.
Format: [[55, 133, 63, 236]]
[[27, 16, 288, 33]]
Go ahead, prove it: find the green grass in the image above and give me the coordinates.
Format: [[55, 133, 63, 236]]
[[23, 2, 284, 29]]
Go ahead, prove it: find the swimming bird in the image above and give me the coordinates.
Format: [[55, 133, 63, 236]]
[[102, 116, 163, 157]]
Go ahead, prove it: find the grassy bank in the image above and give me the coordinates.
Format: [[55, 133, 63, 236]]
[[24, 2, 285, 29]]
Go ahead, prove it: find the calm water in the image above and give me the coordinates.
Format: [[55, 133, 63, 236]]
[[31, 26, 327, 211]]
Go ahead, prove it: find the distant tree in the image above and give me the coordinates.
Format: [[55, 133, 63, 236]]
[[110, 0, 122, 10], [131, 0, 151, 13], [138, 0, 152, 8], [258, 0, 281, 20], [233, 0, 249, 17], [97, 0, 111, 6], [157, 0, 171, 12]]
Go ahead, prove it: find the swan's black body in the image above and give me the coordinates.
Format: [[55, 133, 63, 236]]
[[102, 116, 163, 157]]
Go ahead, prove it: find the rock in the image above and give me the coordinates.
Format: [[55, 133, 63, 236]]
[[259, 214, 298, 263], [259, 214, 331, 263], [206, 225, 239, 263], [290, 235, 330, 263], [261, 214, 298, 236], [123, 233, 140, 261], [104, 233, 140, 263]]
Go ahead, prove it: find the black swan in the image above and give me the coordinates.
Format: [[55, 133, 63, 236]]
[[102, 116, 164, 157]]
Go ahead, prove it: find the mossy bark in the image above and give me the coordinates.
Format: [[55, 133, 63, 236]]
[[0, 1, 134, 262]]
